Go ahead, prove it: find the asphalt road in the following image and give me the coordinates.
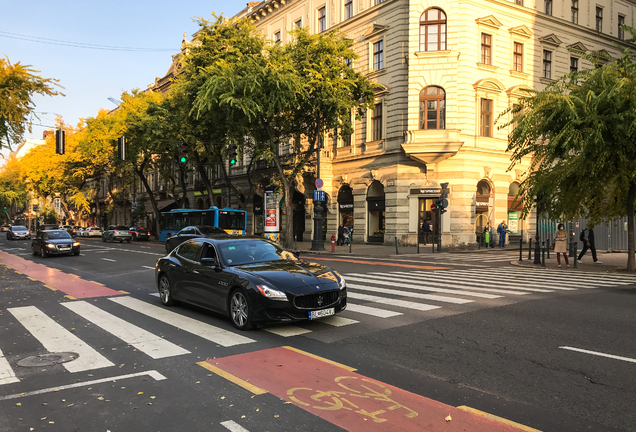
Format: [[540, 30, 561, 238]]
[[0, 236, 634, 431]]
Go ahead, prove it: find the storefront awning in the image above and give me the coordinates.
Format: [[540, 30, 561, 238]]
[[156, 199, 178, 212]]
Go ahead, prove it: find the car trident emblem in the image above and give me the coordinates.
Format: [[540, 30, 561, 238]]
[[317, 294, 324, 306]]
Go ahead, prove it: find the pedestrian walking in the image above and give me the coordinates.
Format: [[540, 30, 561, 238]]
[[421, 220, 431, 245], [552, 223, 570, 268], [497, 220, 508, 247], [578, 224, 602, 264], [337, 224, 345, 246]]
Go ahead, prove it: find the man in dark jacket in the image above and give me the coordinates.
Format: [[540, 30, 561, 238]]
[[337, 224, 345, 246], [578, 224, 602, 264]]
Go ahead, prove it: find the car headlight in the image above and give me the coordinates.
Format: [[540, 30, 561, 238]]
[[46, 244, 56, 248], [73, 242, 80, 247], [338, 275, 346, 290], [256, 284, 288, 301]]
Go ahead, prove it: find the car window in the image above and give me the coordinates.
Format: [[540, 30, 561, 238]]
[[115, 225, 128, 230], [44, 231, 72, 240], [218, 240, 298, 266], [198, 226, 226, 235], [176, 241, 202, 261], [200, 244, 218, 261], [179, 227, 195, 236], [13, 226, 27, 230]]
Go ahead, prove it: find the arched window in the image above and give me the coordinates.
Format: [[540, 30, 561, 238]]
[[419, 86, 446, 130], [420, 8, 447, 51]]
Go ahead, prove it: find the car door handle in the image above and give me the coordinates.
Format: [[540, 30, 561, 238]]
[[192, 270, 200, 274]]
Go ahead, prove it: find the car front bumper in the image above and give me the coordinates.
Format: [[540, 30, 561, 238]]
[[251, 290, 347, 324]]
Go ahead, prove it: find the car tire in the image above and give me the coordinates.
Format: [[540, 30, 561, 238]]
[[40, 248, 47, 258], [74, 250, 80, 256], [32, 246, 37, 256], [111, 237, 115, 243], [158, 274, 175, 306], [102, 236, 106, 242], [229, 288, 253, 331], [127, 239, 131, 243]]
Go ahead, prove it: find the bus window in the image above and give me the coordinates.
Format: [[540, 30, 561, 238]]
[[218, 211, 246, 230]]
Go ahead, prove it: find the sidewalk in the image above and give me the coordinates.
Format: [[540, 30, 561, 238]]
[[292, 239, 633, 273]]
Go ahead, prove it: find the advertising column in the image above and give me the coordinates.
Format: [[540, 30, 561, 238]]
[[264, 190, 280, 242]]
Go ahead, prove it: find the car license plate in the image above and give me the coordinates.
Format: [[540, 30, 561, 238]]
[[309, 308, 335, 320], [59, 247, 70, 251]]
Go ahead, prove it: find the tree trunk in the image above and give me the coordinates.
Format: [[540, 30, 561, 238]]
[[134, 167, 162, 241], [626, 182, 636, 272]]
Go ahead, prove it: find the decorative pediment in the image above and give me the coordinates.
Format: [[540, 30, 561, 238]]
[[508, 25, 533, 39], [539, 33, 563, 47], [506, 85, 533, 98], [475, 15, 503, 30], [595, 49, 613, 61], [567, 42, 588, 53], [374, 83, 389, 95], [364, 24, 389, 39], [473, 78, 505, 93]]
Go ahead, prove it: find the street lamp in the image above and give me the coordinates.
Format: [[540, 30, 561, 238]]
[[534, 195, 541, 265]]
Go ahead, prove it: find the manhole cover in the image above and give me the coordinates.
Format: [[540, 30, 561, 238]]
[[17, 352, 79, 367]]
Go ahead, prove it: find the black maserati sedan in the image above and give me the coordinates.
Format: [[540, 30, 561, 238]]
[[31, 229, 80, 257], [155, 237, 347, 330]]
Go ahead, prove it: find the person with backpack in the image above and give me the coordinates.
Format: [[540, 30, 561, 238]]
[[578, 224, 601, 264]]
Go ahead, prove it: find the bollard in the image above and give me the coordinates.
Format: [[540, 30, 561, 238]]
[[331, 238, 335, 253], [528, 238, 532, 260], [573, 243, 578, 269], [541, 241, 546, 267], [349, 238, 352, 253], [395, 237, 399, 254], [519, 239, 523, 261], [547, 240, 550, 259], [294, 235, 297, 251], [478, 234, 481, 250], [432, 236, 435, 253], [416, 239, 420, 254]]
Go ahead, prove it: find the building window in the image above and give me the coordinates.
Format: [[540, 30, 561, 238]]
[[545, 0, 552, 15], [419, 8, 447, 52], [619, 15, 625, 40], [571, 0, 578, 24], [373, 40, 384, 71], [513, 42, 523, 72], [481, 33, 492, 65], [343, 133, 352, 147], [274, 31, 281, 44], [318, 6, 326, 33], [375, 0, 385, 4], [543, 50, 552, 79], [295, 19, 302, 28], [515, 0, 523, 5], [371, 103, 382, 141], [480, 99, 493, 137], [345, 57, 353, 68], [570, 57, 578, 73], [345, 0, 353, 19], [419, 86, 446, 130], [596, 7, 603, 32]]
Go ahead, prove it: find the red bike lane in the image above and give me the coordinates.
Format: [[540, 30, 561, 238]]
[[200, 346, 537, 432], [0, 250, 124, 299]]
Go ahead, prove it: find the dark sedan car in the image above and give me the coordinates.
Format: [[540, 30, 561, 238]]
[[7, 225, 30, 240], [129, 227, 150, 241], [165, 225, 228, 253], [155, 237, 347, 330], [31, 230, 80, 257]]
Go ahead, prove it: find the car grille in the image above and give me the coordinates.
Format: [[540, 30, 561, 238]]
[[293, 290, 340, 309]]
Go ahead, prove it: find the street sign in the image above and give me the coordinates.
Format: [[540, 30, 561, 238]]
[[132, 203, 137, 209], [32, 204, 38, 211], [430, 204, 437, 213], [314, 190, 326, 201], [315, 178, 324, 189]]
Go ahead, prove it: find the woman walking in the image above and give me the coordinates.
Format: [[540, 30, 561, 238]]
[[553, 223, 570, 268]]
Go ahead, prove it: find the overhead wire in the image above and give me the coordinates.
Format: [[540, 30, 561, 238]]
[[0, 31, 176, 52]]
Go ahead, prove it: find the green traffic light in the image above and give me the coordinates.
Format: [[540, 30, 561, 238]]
[[230, 159, 236, 165], [180, 156, 188, 163]]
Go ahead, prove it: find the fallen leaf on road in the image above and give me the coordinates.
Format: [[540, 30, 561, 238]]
[[150, 396, 156, 399], [445, 415, 452, 422], [256, 409, 259, 412], [15, 403, 21, 406], [274, 415, 279, 418], [221, 396, 225, 399], [98, 397, 104, 401], [137, 392, 143, 395], [241, 415, 245, 419]]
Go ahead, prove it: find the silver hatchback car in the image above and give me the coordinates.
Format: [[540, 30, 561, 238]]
[[102, 225, 132, 243]]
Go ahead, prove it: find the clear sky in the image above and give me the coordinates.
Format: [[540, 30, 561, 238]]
[[1, 1, 244, 144]]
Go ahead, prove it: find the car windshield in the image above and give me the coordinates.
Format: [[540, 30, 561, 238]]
[[13, 226, 27, 230], [89, 227, 100, 230], [217, 239, 298, 266], [114, 225, 128, 230], [199, 226, 226, 235], [44, 230, 72, 240]]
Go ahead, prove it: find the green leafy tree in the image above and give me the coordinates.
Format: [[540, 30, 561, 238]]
[[503, 39, 636, 271], [0, 57, 63, 150]]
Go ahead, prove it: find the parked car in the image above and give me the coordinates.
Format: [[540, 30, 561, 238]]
[[129, 227, 150, 241], [38, 224, 59, 232], [155, 237, 346, 330], [31, 229, 80, 257], [165, 225, 229, 253], [59, 225, 75, 236], [7, 225, 30, 240], [102, 225, 132, 243], [1, 225, 11, 232], [85, 227, 103, 237], [76, 227, 87, 237]]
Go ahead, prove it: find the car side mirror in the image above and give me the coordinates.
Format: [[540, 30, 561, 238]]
[[291, 250, 300, 259], [200, 257, 218, 267]]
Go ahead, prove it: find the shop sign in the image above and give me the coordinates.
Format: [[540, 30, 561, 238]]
[[193, 190, 209, 196], [212, 188, 222, 194], [339, 203, 354, 211], [508, 212, 518, 234], [410, 187, 442, 196]]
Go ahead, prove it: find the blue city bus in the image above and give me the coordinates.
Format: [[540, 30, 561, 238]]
[[159, 207, 247, 241]]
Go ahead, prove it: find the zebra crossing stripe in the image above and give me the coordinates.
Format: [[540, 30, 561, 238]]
[[62, 301, 190, 359], [346, 274, 514, 297], [402, 271, 556, 293], [345, 303, 403, 318], [8, 306, 114, 373], [347, 283, 473, 304], [454, 268, 624, 287], [489, 268, 636, 285], [221, 420, 251, 432], [0, 348, 19, 385], [264, 326, 312, 337], [422, 269, 582, 290], [347, 273, 501, 299], [319, 316, 359, 326], [347, 292, 441, 311], [109, 297, 255, 347]]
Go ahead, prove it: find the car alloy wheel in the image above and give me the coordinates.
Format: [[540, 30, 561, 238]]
[[158, 275, 175, 306], [229, 289, 252, 330]]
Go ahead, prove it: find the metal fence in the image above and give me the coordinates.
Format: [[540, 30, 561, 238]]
[[536, 217, 636, 252]]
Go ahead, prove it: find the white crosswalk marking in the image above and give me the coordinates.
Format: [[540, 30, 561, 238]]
[[264, 326, 312, 337], [8, 306, 114, 372], [380, 272, 546, 294], [347, 283, 473, 304], [221, 420, 251, 432], [62, 301, 190, 359], [347, 292, 441, 311], [346, 303, 403, 318], [417, 269, 585, 290], [319, 316, 359, 326], [0, 348, 19, 385], [109, 296, 255, 347]]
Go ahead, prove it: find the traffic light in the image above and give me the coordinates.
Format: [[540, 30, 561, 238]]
[[439, 182, 449, 213], [117, 136, 126, 160], [179, 142, 188, 163], [229, 145, 238, 166], [55, 129, 65, 155]]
